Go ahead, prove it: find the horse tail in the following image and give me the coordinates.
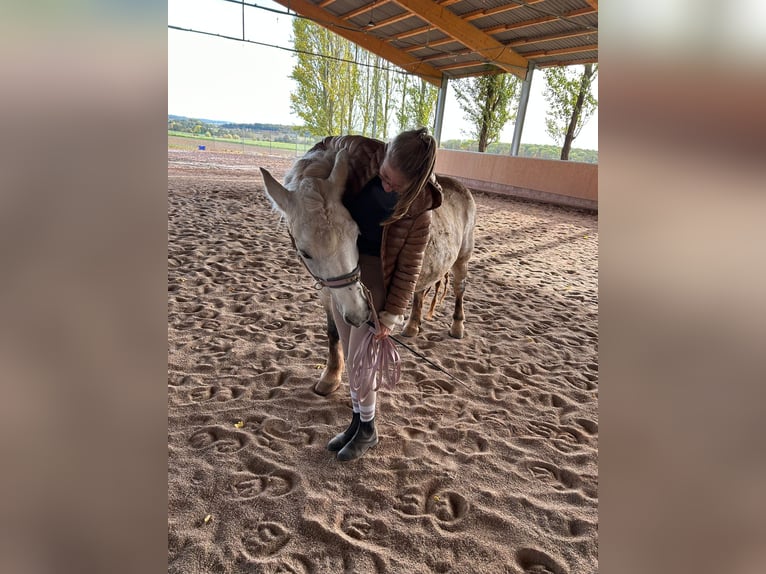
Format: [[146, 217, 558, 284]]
[[426, 272, 450, 320]]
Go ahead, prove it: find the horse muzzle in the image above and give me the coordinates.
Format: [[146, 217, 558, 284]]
[[343, 306, 371, 328]]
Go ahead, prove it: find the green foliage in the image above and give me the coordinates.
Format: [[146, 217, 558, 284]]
[[452, 74, 519, 152], [290, 19, 359, 136], [440, 139, 597, 164], [376, 59, 397, 139], [290, 22, 437, 138], [398, 77, 438, 131], [355, 52, 398, 139], [543, 64, 598, 155], [168, 117, 313, 149]]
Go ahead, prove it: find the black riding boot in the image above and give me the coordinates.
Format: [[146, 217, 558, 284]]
[[337, 418, 379, 461], [327, 412, 361, 452]]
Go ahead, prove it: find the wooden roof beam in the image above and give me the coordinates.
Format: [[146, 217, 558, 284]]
[[340, 1, 393, 22], [393, 24, 435, 41], [404, 25, 595, 52], [402, 36, 454, 53], [419, 47, 473, 63], [447, 67, 506, 80], [508, 29, 596, 48], [362, 0, 462, 40], [403, 24, 596, 54], [483, 8, 596, 35], [437, 60, 492, 72], [365, 11, 416, 31], [463, 0, 546, 22], [536, 57, 598, 69], [270, 0, 443, 85], [392, 0, 529, 78], [408, 29, 596, 60], [524, 44, 598, 59], [388, 0, 546, 40]]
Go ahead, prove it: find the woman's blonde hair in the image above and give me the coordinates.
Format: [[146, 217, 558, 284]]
[[383, 127, 437, 224]]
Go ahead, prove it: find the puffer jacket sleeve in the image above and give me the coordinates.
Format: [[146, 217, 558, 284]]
[[379, 209, 432, 328], [308, 135, 386, 197]]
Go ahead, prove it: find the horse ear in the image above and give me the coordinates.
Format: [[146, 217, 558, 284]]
[[260, 167, 291, 217], [327, 149, 349, 195]]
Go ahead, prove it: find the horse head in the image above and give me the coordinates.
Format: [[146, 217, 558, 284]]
[[260, 149, 371, 328]]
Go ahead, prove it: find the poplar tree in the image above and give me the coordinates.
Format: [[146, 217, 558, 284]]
[[289, 19, 356, 136], [396, 76, 438, 132], [453, 74, 519, 152], [543, 64, 598, 160], [408, 78, 438, 131], [289, 21, 434, 139]]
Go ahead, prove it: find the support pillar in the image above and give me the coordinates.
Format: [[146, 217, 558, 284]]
[[511, 63, 535, 156], [432, 75, 449, 145]]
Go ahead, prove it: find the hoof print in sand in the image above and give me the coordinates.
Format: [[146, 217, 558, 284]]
[[189, 426, 249, 453], [229, 469, 296, 500], [340, 512, 388, 543], [246, 417, 319, 450], [516, 548, 567, 574], [275, 339, 296, 350], [395, 487, 423, 517], [396, 484, 468, 529], [235, 456, 300, 499], [189, 384, 246, 403], [524, 460, 579, 491], [426, 490, 468, 526], [241, 521, 291, 560], [264, 320, 285, 331], [419, 379, 456, 397], [189, 385, 217, 402]]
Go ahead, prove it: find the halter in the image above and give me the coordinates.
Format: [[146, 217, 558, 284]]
[[288, 230, 361, 290], [308, 265, 361, 290]]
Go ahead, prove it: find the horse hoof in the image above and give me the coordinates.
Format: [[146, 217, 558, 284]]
[[401, 325, 419, 338], [313, 379, 340, 396], [449, 328, 464, 339]]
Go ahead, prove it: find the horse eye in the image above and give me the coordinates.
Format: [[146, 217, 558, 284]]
[[299, 250, 312, 260]]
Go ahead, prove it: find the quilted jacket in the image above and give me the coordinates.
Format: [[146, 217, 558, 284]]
[[308, 135, 443, 329]]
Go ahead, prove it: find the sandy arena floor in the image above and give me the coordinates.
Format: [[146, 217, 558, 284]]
[[168, 137, 598, 573]]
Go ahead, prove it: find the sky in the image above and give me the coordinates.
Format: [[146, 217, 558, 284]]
[[168, 0, 598, 150]]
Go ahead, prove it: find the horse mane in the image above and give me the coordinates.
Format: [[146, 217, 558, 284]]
[[284, 149, 335, 191]]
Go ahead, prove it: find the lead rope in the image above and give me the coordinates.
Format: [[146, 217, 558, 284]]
[[349, 284, 401, 403]]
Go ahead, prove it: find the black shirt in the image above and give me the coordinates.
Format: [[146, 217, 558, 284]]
[[343, 176, 398, 256]]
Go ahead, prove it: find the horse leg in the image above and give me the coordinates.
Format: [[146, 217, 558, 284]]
[[315, 292, 344, 395], [426, 273, 449, 320], [401, 289, 426, 337], [449, 262, 468, 339]]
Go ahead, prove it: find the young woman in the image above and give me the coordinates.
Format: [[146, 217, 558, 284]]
[[308, 128, 442, 461]]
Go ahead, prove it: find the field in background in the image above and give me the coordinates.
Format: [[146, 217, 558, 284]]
[[168, 131, 313, 154]]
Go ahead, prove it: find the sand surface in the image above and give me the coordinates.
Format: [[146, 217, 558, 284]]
[[168, 136, 599, 573]]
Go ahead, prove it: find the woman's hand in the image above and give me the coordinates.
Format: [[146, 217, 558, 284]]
[[374, 324, 391, 341]]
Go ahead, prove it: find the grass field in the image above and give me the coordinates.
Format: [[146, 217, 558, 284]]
[[168, 130, 312, 153]]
